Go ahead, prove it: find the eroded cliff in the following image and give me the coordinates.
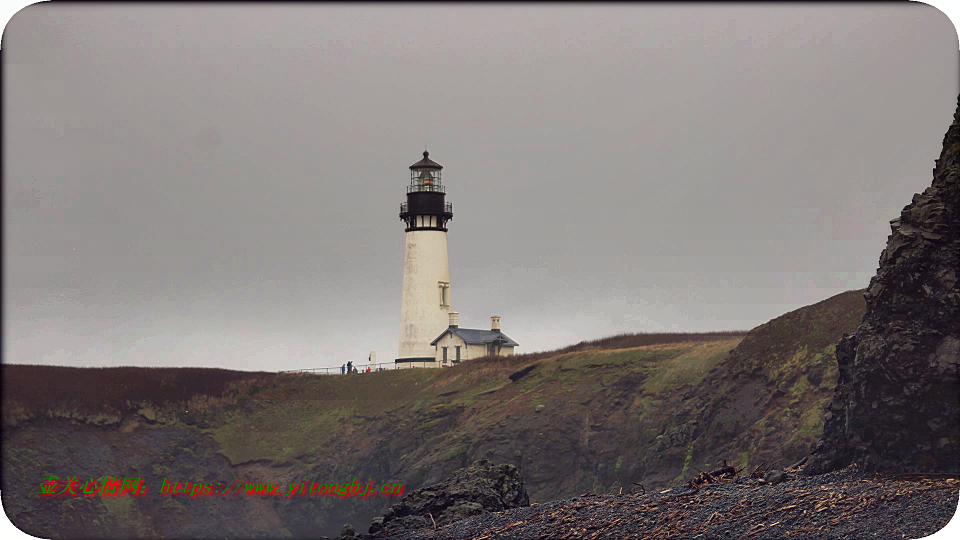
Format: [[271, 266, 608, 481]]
[[807, 97, 960, 474]]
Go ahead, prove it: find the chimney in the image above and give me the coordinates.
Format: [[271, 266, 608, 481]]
[[449, 312, 459, 328], [491, 315, 501, 331]]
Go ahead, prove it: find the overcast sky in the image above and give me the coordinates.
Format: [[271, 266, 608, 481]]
[[3, 4, 958, 371]]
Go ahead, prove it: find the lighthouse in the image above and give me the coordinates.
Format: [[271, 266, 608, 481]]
[[397, 151, 454, 365]]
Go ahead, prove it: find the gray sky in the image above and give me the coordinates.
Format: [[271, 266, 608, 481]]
[[3, 4, 958, 371]]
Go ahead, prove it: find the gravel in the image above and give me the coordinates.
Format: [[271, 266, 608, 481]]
[[374, 467, 959, 540]]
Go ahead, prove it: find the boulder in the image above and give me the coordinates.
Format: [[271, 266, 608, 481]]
[[338, 523, 357, 539], [370, 460, 529, 536], [761, 470, 788, 485]]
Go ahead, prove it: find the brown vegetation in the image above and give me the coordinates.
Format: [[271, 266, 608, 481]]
[[1, 365, 273, 427], [1, 331, 745, 428], [488, 330, 747, 364]]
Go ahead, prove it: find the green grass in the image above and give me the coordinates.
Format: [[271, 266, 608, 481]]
[[204, 337, 745, 469], [640, 340, 741, 395], [100, 493, 153, 536]]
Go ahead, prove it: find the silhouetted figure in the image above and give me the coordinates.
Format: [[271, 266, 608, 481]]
[[347, 361, 353, 374], [341, 364, 346, 375]]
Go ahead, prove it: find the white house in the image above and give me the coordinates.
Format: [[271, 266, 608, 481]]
[[429, 313, 519, 366]]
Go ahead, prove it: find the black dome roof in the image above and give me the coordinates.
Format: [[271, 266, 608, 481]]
[[409, 150, 443, 170]]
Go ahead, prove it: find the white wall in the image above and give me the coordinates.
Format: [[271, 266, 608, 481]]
[[432, 332, 516, 364], [433, 332, 484, 363], [398, 226, 451, 360]]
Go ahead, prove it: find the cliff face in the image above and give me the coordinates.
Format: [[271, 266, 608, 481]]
[[3, 294, 868, 539], [807, 97, 960, 474], [5, 320, 864, 539]]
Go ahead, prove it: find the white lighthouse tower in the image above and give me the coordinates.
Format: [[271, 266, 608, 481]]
[[397, 151, 454, 365]]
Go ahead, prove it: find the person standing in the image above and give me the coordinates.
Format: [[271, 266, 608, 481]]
[[347, 361, 353, 374], [341, 364, 346, 375]]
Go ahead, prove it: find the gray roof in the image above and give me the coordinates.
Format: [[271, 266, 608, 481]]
[[430, 327, 519, 347]]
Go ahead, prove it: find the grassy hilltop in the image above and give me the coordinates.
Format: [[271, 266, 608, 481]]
[[1, 290, 864, 538]]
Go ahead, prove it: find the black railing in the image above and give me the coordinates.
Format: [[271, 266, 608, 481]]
[[400, 202, 453, 214], [277, 361, 445, 376], [407, 184, 445, 194]]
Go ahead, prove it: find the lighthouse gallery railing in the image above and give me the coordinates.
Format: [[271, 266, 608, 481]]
[[400, 202, 452, 214]]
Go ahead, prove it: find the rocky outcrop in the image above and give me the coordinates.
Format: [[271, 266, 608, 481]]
[[369, 460, 529, 537], [807, 97, 960, 474]]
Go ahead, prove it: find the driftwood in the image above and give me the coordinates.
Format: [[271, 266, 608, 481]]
[[687, 460, 739, 491]]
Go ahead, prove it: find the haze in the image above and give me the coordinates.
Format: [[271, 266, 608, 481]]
[[3, 4, 958, 370]]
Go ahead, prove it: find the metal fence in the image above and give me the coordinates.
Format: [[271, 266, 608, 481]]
[[277, 360, 445, 376]]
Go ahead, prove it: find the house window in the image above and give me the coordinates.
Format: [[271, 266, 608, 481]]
[[455, 345, 461, 363], [442, 346, 448, 362], [438, 281, 450, 307]]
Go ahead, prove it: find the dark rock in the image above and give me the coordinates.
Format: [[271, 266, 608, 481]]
[[370, 459, 529, 537], [339, 523, 357, 539], [508, 363, 539, 382], [807, 95, 960, 475], [761, 470, 788, 485]]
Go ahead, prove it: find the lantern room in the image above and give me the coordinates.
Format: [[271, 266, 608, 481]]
[[408, 151, 444, 193], [399, 149, 452, 232]]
